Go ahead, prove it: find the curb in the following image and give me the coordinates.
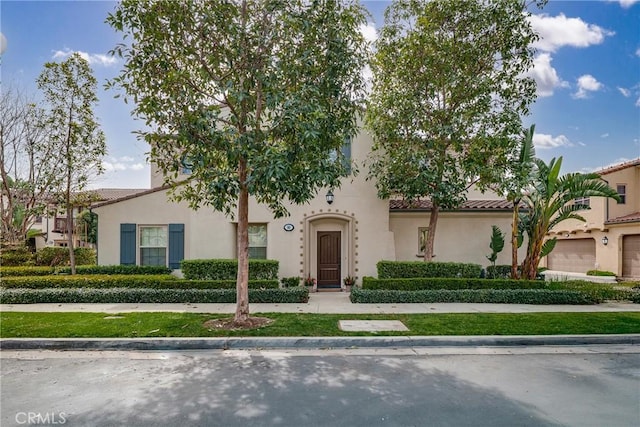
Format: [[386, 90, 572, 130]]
[[2, 334, 639, 351]]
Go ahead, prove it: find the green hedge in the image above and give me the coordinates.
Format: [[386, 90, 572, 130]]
[[586, 270, 616, 277], [377, 261, 482, 279], [350, 287, 597, 304], [362, 277, 546, 290], [546, 281, 633, 302], [280, 277, 301, 288], [0, 287, 308, 304], [35, 247, 96, 266], [0, 246, 34, 266], [0, 266, 54, 276], [485, 265, 520, 279], [0, 275, 279, 290], [181, 259, 279, 280], [0, 265, 172, 277]]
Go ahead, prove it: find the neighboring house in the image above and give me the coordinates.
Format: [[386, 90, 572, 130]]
[[542, 158, 640, 278], [30, 189, 147, 250], [92, 130, 525, 287]]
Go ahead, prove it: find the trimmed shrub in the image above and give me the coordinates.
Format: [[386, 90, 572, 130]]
[[58, 265, 172, 275], [181, 259, 279, 280], [377, 261, 482, 279], [0, 246, 34, 266], [0, 275, 278, 290], [350, 287, 597, 305], [0, 287, 308, 304], [486, 265, 522, 279], [586, 270, 616, 277], [0, 266, 54, 276], [280, 277, 301, 288], [362, 277, 546, 291], [35, 247, 96, 266], [546, 281, 633, 302]]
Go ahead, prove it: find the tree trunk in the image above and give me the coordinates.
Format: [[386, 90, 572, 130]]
[[510, 200, 519, 279], [66, 190, 76, 275], [235, 158, 250, 323], [423, 204, 439, 262], [521, 226, 544, 280]]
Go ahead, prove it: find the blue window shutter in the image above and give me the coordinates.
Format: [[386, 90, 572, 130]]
[[168, 223, 185, 269], [120, 223, 136, 265]]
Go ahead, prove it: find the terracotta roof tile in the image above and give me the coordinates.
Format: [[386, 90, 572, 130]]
[[605, 211, 640, 225], [389, 199, 515, 211], [596, 158, 640, 176]]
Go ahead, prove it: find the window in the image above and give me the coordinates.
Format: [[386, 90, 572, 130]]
[[329, 137, 352, 174], [54, 217, 67, 232], [180, 156, 193, 175], [418, 227, 429, 254], [616, 184, 626, 204], [573, 197, 590, 208], [140, 226, 167, 266], [248, 224, 267, 259]]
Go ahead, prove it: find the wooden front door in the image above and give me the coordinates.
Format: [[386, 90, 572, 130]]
[[317, 231, 341, 288]]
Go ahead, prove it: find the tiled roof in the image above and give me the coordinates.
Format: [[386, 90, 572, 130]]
[[605, 211, 640, 225], [86, 188, 149, 202], [389, 199, 515, 211], [596, 158, 640, 176], [91, 186, 173, 209]]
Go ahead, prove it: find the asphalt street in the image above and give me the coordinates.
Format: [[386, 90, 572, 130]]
[[1, 345, 639, 427]]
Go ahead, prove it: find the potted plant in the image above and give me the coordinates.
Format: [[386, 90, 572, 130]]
[[303, 275, 317, 292], [343, 275, 356, 292]]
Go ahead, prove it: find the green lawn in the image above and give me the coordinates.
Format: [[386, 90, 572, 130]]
[[1, 311, 639, 338]]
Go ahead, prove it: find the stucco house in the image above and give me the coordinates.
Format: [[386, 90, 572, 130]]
[[542, 158, 640, 278], [92, 130, 526, 288]]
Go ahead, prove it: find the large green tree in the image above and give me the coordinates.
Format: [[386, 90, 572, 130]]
[[37, 53, 107, 274], [519, 157, 620, 280], [107, 0, 368, 324], [366, 0, 540, 261]]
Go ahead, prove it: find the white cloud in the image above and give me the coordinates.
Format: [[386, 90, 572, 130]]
[[119, 156, 135, 162], [130, 163, 145, 171], [0, 32, 7, 55], [573, 74, 603, 99], [102, 161, 127, 172], [636, 96, 640, 107], [526, 53, 569, 97], [529, 13, 614, 52], [617, 87, 631, 97], [103, 156, 145, 172], [636, 47, 640, 57], [359, 22, 378, 44], [616, 0, 639, 8], [52, 48, 117, 67], [533, 133, 575, 149], [601, 133, 609, 138]]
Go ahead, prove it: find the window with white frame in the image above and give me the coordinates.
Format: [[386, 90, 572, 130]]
[[328, 137, 352, 173], [573, 197, 590, 208], [248, 224, 267, 259], [418, 227, 429, 254], [140, 226, 167, 266], [616, 184, 626, 204]]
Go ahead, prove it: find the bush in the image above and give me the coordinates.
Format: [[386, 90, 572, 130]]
[[377, 261, 482, 279], [181, 259, 279, 280], [0, 246, 34, 266], [0, 287, 308, 304], [280, 277, 301, 288], [0, 266, 54, 276], [362, 277, 546, 291], [546, 281, 633, 302], [350, 287, 596, 305], [0, 275, 279, 290], [486, 265, 522, 279], [586, 270, 616, 277], [59, 265, 172, 275], [35, 247, 96, 266]]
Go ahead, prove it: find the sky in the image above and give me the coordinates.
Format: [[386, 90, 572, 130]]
[[1, 0, 639, 189]]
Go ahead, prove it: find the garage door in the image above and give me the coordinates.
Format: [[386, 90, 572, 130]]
[[547, 239, 596, 273], [622, 235, 640, 278]]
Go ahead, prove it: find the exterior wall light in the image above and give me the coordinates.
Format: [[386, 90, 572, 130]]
[[326, 189, 334, 205], [602, 236, 608, 246]]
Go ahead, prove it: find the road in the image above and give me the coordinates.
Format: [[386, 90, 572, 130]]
[[1, 346, 639, 427]]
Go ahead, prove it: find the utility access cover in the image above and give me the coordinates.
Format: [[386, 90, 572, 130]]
[[338, 320, 408, 332]]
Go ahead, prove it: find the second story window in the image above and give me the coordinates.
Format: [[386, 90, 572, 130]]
[[329, 137, 352, 174], [616, 184, 626, 204], [180, 156, 193, 175], [573, 197, 590, 208]]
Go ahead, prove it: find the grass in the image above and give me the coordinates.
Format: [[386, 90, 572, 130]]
[[1, 311, 639, 338]]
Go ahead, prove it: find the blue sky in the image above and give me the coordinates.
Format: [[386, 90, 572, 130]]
[[1, 0, 639, 189]]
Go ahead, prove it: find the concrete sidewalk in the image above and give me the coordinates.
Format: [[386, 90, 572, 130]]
[[2, 292, 639, 314]]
